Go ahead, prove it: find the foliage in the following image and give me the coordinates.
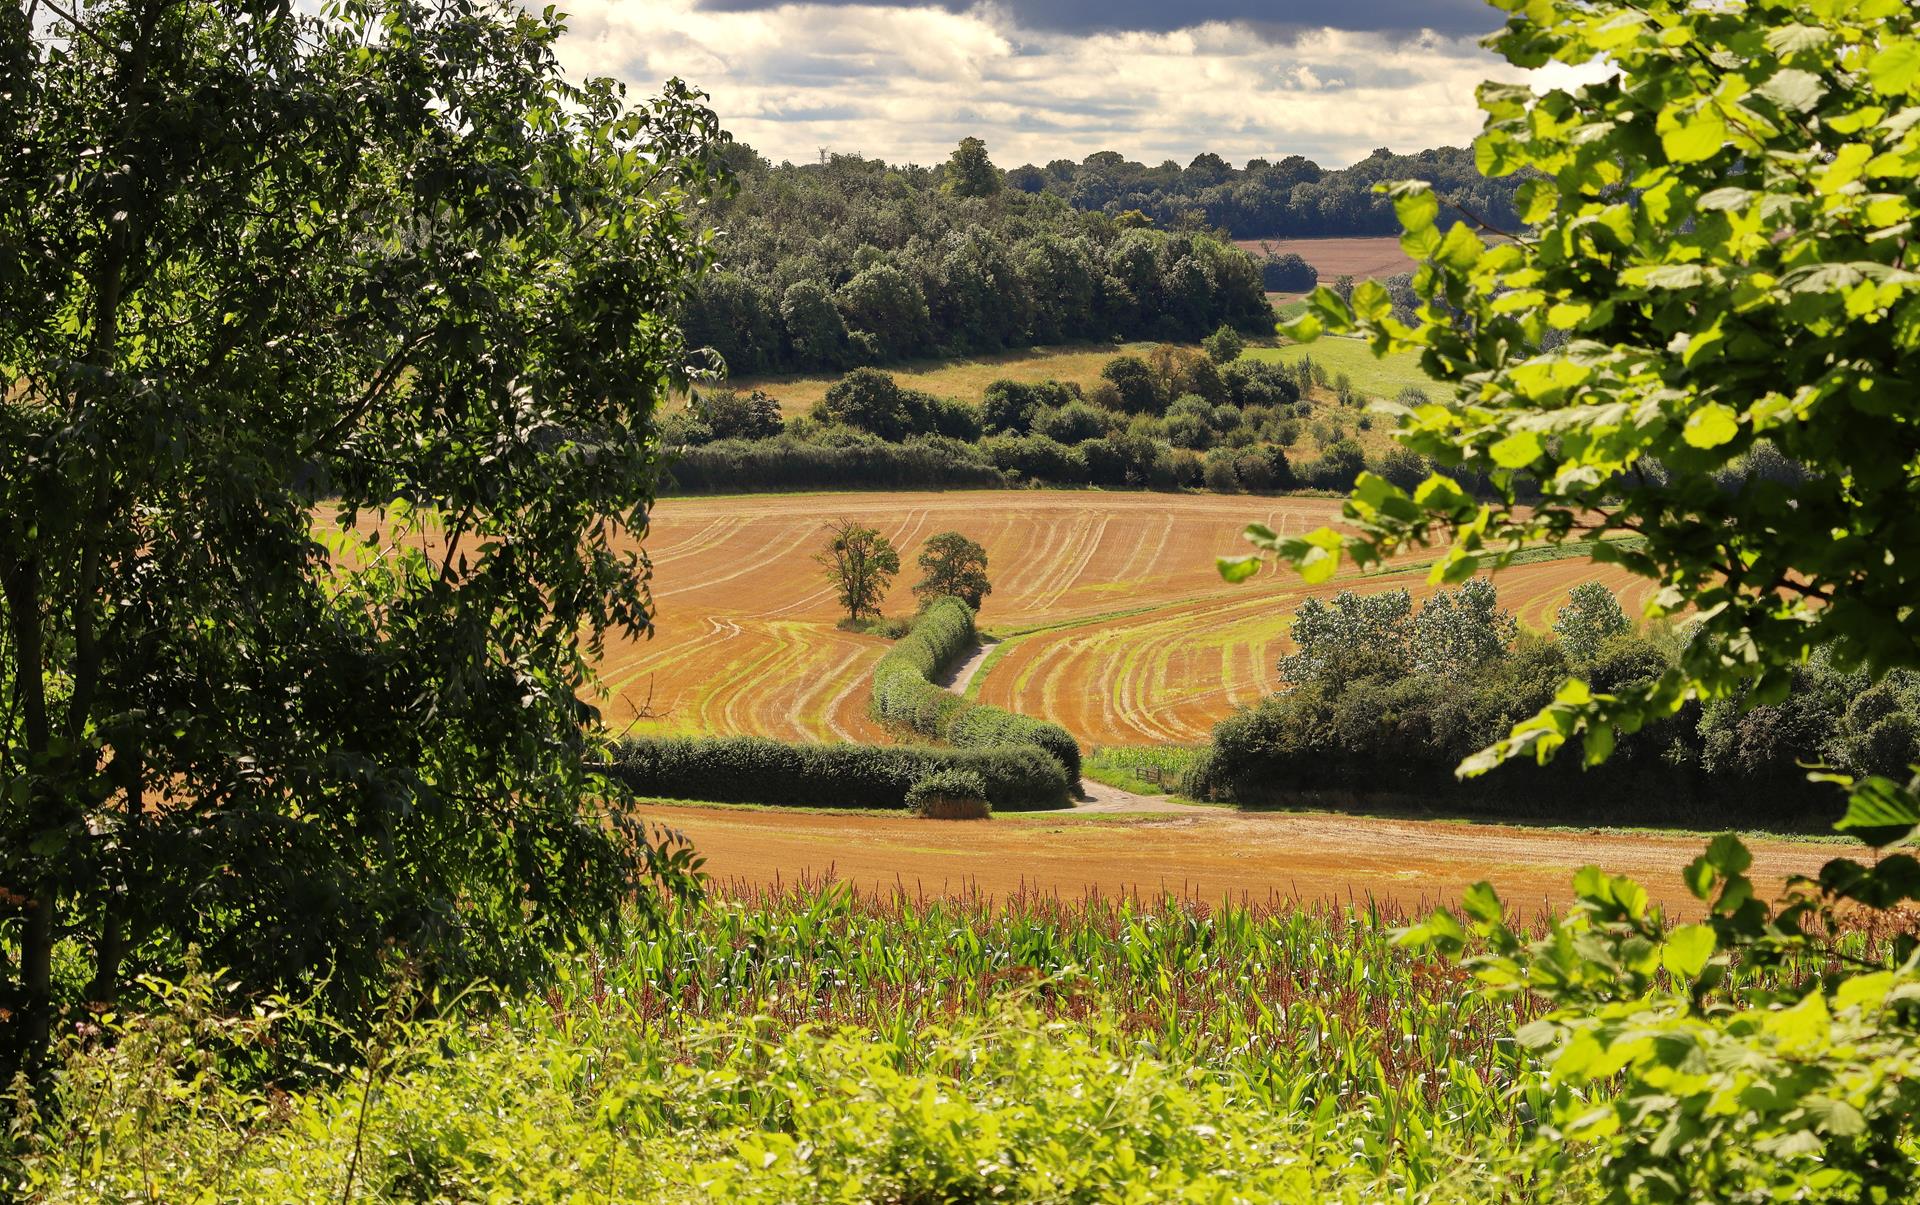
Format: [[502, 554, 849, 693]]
[[1553, 581, 1632, 663], [1202, 323, 1245, 364], [0, 0, 713, 1076], [663, 435, 1008, 493], [1403, 829, 1920, 1203], [1082, 745, 1207, 797], [913, 531, 992, 610], [9, 889, 1543, 1202], [689, 388, 786, 442], [1241, 0, 1920, 776], [904, 769, 991, 818], [681, 147, 1273, 375], [606, 734, 1068, 812], [870, 597, 1082, 780], [1008, 145, 1526, 240], [941, 135, 1002, 198], [815, 519, 901, 621]]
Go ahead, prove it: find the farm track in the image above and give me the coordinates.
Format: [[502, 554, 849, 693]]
[[604, 490, 1647, 747]]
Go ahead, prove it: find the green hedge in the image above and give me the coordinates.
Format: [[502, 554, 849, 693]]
[[871, 597, 1083, 780], [605, 734, 1070, 811]]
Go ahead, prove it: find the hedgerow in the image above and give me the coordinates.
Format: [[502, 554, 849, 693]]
[[605, 734, 1068, 812], [871, 598, 1083, 780]]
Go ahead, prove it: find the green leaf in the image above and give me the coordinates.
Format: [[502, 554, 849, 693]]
[[1869, 41, 1920, 95], [1682, 403, 1739, 449], [1216, 554, 1261, 583], [1755, 68, 1826, 113], [1703, 833, 1752, 876], [1834, 776, 1920, 847], [1462, 880, 1503, 924], [1661, 107, 1727, 163], [1392, 183, 1439, 234], [1661, 923, 1716, 979], [1489, 430, 1543, 468]]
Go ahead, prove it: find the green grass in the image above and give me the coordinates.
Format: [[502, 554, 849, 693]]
[[733, 340, 1189, 412], [1083, 744, 1207, 795], [1246, 337, 1438, 402], [16, 889, 1544, 1202]]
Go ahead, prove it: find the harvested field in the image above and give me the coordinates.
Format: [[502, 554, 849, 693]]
[[1236, 235, 1415, 286], [729, 340, 1181, 414], [605, 490, 1648, 747], [972, 553, 1659, 746], [644, 801, 1834, 918]]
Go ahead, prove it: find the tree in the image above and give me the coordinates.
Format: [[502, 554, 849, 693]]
[[1241, 0, 1920, 777], [0, 0, 720, 1077], [695, 389, 785, 442], [1553, 583, 1631, 663], [1234, 0, 1920, 1194], [818, 521, 900, 621], [913, 532, 992, 610], [1099, 355, 1162, 414], [1409, 579, 1517, 679], [1279, 589, 1414, 688], [1202, 324, 1246, 365], [942, 136, 1001, 198]]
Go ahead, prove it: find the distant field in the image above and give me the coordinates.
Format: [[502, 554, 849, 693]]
[[1238, 235, 1414, 285], [602, 490, 1651, 748], [733, 341, 1186, 413], [1247, 338, 1438, 403]]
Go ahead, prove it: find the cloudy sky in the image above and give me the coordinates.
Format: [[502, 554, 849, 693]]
[[551, 0, 1597, 170]]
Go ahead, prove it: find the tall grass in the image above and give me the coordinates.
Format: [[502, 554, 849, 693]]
[[13, 886, 1546, 1201]]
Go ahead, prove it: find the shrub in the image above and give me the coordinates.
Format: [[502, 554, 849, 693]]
[[1201, 449, 1240, 493], [871, 598, 1082, 782], [906, 769, 991, 819], [606, 735, 1068, 812], [979, 434, 1090, 484]]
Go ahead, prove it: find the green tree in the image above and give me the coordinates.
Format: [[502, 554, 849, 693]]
[[1232, 0, 1920, 775], [819, 521, 901, 621], [1202, 324, 1245, 364], [1231, 0, 1920, 1195], [1553, 583, 1631, 663], [942, 136, 1001, 198], [913, 532, 992, 610], [0, 0, 721, 1076]]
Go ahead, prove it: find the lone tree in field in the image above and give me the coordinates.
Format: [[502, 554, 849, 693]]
[[913, 532, 992, 610], [0, 0, 721, 1078], [1553, 583, 1631, 664], [818, 521, 900, 622]]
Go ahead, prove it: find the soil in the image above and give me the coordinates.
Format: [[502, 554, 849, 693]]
[[1234, 235, 1416, 283], [645, 801, 1833, 919]]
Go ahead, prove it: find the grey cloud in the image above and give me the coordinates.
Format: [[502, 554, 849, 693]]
[[696, 0, 1506, 38]]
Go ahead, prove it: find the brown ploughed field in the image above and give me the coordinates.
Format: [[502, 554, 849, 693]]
[[1236, 235, 1416, 286], [645, 802, 1833, 918], [604, 490, 1651, 746]]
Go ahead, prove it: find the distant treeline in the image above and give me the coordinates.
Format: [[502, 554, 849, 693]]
[[1006, 146, 1526, 241], [683, 142, 1274, 377], [659, 349, 1400, 495]]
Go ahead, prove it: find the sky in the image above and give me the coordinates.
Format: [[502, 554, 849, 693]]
[[550, 0, 1602, 170]]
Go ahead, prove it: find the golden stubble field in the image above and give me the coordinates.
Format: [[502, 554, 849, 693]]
[[601, 490, 1653, 747]]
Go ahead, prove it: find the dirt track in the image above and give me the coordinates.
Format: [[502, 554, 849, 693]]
[[645, 802, 1835, 918]]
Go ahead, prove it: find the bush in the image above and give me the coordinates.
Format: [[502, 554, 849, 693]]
[[979, 434, 1090, 484], [606, 735, 1068, 812], [871, 597, 1082, 782], [663, 437, 1007, 493], [906, 769, 991, 819], [1201, 449, 1240, 493]]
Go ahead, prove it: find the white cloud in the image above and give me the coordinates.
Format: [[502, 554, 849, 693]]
[[553, 1, 1598, 168]]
